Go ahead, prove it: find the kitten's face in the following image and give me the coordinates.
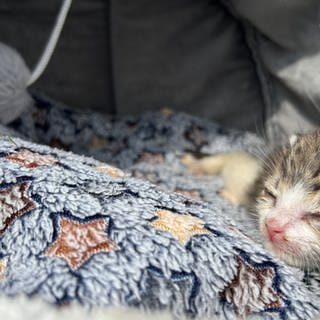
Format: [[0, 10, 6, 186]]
[[256, 131, 320, 269]]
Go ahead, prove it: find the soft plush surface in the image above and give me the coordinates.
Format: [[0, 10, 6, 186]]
[[0, 295, 176, 320], [0, 95, 318, 319]]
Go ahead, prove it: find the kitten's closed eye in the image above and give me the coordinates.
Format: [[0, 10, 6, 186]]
[[302, 212, 320, 221], [302, 212, 320, 228], [261, 187, 277, 206]]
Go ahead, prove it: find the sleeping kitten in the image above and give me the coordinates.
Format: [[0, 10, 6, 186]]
[[182, 131, 320, 269]]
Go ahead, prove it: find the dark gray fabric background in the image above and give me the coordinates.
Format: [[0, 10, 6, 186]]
[[0, 1, 112, 114], [225, 0, 320, 143], [0, 0, 319, 140]]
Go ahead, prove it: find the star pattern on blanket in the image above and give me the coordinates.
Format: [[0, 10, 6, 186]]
[[151, 209, 209, 245], [0, 181, 37, 236], [184, 124, 208, 148], [0, 258, 7, 281], [222, 256, 284, 316], [160, 107, 174, 118], [4, 97, 318, 319], [88, 135, 109, 152], [175, 188, 202, 202], [96, 164, 125, 178], [45, 217, 118, 270], [5, 149, 57, 169], [138, 152, 165, 165]]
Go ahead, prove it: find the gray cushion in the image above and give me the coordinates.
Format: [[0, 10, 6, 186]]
[[1, 0, 319, 140], [0, 0, 264, 130]]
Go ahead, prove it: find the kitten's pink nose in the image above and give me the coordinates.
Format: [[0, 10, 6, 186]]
[[265, 218, 288, 241]]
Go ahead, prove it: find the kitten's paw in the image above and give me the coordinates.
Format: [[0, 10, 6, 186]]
[[219, 189, 241, 206], [181, 154, 205, 175]]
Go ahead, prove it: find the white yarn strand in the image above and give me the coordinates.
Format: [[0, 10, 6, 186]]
[[27, 0, 73, 86]]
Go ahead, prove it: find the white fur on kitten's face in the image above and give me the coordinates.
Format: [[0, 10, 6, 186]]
[[256, 131, 320, 269], [258, 182, 320, 268]]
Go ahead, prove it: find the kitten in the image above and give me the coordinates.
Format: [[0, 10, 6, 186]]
[[255, 131, 320, 269], [182, 131, 320, 269]]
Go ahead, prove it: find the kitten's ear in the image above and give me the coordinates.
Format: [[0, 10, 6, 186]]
[[289, 133, 302, 147], [289, 135, 298, 146]]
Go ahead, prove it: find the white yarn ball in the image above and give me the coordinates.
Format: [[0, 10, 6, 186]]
[[0, 43, 32, 124]]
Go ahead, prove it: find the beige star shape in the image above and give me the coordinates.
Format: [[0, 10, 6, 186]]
[[0, 258, 7, 281], [160, 107, 174, 117], [96, 164, 125, 178], [151, 209, 209, 245], [45, 217, 118, 270]]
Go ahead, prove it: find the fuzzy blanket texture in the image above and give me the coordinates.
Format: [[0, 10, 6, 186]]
[[0, 95, 318, 320]]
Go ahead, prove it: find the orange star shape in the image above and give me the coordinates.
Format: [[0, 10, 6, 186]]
[[5, 149, 57, 169], [222, 256, 283, 315], [0, 182, 37, 236], [151, 209, 209, 245], [45, 217, 118, 270]]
